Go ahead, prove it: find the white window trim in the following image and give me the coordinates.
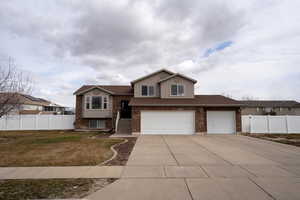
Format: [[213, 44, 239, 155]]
[[85, 95, 109, 110], [170, 84, 185, 96], [89, 119, 106, 129], [141, 85, 155, 97]]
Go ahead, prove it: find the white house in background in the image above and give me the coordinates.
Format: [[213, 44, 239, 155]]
[[0, 93, 67, 115]]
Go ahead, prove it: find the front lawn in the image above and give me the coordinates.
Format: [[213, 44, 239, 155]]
[[248, 134, 300, 147], [0, 178, 116, 200], [0, 131, 124, 166]]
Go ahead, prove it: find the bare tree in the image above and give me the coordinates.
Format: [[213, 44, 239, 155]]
[[0, 57, 32, 117]]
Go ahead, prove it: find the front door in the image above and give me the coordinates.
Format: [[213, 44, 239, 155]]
[[120, 100, 131, 118]]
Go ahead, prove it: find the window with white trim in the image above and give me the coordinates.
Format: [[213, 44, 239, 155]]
[[89, 120, 105, 129], [85, 96, 109, 110], [103, 96, 108, 109], [171, 84, 184, 96], [85, 96, 90, 109], [141, 85, 155, 96]]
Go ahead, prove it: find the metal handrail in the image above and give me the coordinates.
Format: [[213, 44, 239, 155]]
[[115, 110, 120, 132]]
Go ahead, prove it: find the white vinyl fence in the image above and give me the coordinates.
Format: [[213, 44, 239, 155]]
[[0, 115, 75, 130], [242, 115, 300, 134]]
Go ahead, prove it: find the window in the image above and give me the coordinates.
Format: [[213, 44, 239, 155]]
[[171, 84, 184, 96], [149, 86, 154, 96], [141, 85, 155, 96], [85, 96, 109, 110], [92, 96, 102, 109], [44, 106, 55, 111], [256, 107, 260, 112], [85, 96, 90, 109], [89, 120, 105, 129], [141, 85, 148, 96], [103, 97, 108, 109]]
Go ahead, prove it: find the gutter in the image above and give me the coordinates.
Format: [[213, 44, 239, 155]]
[[128, 104, 243, 107]]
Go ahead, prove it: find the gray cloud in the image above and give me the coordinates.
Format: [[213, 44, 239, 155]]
[[0, 0, 300, 106]]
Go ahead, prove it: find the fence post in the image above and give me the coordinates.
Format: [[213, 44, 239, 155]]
[[267, 115, 270, 134], [5, 115, 7, 130], [249, 115, 252, 134], [48, 115, 51, 129], [35, 115, 38, 129], [19, 115, 22, 130], [285, 115, 289, 134]]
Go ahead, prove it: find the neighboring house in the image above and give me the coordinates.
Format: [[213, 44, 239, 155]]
[[0, 93, 66, 115], [74, 69, 243, 135], [241, 100, 300, 115]]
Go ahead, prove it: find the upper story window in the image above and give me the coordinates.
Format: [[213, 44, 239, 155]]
[[171, 84, 184, 96], [85, 96, 108, 110], [141, 85, 155, 96]]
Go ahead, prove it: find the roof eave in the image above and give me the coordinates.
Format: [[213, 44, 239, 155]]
[[129, 103, 242, 107]]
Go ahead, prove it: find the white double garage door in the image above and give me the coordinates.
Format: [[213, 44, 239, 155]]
[[141, 111, 236, 135]]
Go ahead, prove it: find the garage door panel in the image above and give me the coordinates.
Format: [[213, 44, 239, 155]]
[[141, 111, 195, 135], [207, 111, 236, 134]]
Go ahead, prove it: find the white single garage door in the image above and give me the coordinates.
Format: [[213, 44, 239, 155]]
[[141, 111, 195, 135], [207, 111, 236, 134]]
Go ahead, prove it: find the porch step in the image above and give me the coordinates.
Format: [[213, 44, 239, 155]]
[[117, 119, 132, 134]]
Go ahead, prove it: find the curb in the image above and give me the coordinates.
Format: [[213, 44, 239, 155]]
[[99, 139, 128, 166]]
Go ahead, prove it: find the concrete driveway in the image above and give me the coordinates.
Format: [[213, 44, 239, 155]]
[[88, 135, 300, 200]]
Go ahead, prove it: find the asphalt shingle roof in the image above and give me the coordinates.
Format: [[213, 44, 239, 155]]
[[241, 100, 300, 108], [74, 85, 133, 95], [129, 95, 242, 107]]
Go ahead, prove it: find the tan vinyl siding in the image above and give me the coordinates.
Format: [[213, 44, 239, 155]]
[[134, 71, 171, 97], [160, 76, 194, 98], [82, 89, 113, 118]]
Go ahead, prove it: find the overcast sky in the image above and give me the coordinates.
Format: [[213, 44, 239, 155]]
[[1, 0, 299, 107]]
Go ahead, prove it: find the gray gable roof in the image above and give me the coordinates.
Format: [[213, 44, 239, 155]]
[[130, 69, 174, 84], [241, 100, 300, 108]]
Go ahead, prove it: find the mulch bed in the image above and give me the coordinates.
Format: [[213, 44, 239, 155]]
[[246, 134, 300, 147], [0, 178, 117, 200], [105, 137, 137, 166]]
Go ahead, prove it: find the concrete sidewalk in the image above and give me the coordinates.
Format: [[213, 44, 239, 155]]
[[87, 135, 300, 200]]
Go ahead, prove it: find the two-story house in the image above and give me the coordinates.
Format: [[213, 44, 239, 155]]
[[74, 69, 242, 135]]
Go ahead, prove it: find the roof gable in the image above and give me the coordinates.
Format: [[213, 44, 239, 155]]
[[157, 73, 197, 84], [73, 85, 133, 95], [74, 86, 114, 95], [130, 69, 174, 84]]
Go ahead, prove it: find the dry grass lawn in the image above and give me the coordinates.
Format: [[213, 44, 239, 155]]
[[0, 131, 124, 167], [0, 178, 116, 200]]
